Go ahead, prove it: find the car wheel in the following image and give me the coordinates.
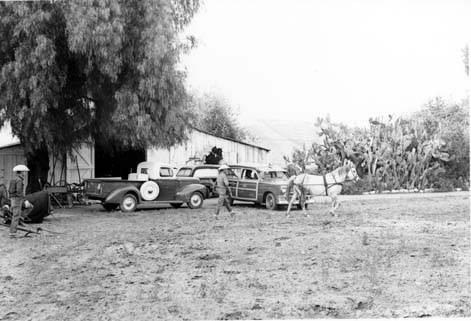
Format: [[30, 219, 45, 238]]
[[187, 192, 203, 209], [102, 203, 118, 211], [120, 194, 138, 212], [265, 192, 278, 210], [170, 203, 182, 209]]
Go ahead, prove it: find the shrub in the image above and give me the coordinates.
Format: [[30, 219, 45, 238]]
[[286, 99, 469, 194]]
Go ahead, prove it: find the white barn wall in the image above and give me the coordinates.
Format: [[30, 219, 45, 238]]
[[0, 144, 93, 187], [48, 152, 66, 185], [1, 129, 269, 184], [0, 144, 28, 187], [147, 130, 269, 166], [48, 145, 94, 185], [66, 144, 95, 184]]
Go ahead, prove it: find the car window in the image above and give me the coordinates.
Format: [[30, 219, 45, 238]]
[[176, 168, 192, 177], [140, 168, 148, 174], [231, 168, 243, 178], [242, 169, 251, 179], [242, 169, 258, 180], [160, 167, 174, 177], [263, 171, 288, 179], [194, 168, 218, 178], [226, 169, 238, 179]]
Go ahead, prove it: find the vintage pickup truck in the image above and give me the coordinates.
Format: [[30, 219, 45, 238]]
[[84, 162, 207, 212]]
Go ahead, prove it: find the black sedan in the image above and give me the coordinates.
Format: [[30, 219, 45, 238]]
[[176, 164, 220, 198]]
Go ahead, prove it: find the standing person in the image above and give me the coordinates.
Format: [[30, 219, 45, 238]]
[[0, 176, 11, 222], [0, 176, 9, 208], [214, 165, 235, 219], [9, 165, 32, 238]]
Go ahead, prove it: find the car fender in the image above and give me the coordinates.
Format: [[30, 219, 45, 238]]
[[104, 186, 141, 204], [262, 186, 282, 203], [175, 183, 207, 202]]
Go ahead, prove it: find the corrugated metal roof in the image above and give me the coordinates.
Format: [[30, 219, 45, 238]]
[[0, 142, 22, 151], [0, 124, 20, 149], [192, 127, 270, 152], [229, 163, 286, 172]]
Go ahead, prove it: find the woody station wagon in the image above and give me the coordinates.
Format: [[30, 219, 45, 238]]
[[227, 164, 294, 210]]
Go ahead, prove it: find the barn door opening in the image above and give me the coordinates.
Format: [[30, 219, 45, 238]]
[[95, 143, 146, 179]]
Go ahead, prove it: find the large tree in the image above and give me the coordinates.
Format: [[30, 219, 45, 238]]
[[192, 92, 248, 141], [0, 0, 199, 191]]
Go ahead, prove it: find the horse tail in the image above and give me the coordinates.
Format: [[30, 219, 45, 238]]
[[286, 175, 295, 199]]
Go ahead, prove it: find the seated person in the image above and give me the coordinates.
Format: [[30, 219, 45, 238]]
[[245, 170, 253, 179]]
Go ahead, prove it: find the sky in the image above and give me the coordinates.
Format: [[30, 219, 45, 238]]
[[182, 0, 471, 127]]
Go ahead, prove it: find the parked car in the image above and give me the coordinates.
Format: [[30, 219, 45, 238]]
[[227, 163, 295, 210], [176, 164, 220, 198], [84, 162, 207, 212]]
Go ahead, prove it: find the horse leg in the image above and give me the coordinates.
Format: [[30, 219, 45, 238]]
[[302, 201, 310, 218], [286, 191, 297, 218], [300, 192, 309, 218], [329, 195, 341, 216], [329, 195, 337, 216]]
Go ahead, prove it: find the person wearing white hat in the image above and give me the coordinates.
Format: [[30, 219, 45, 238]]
[[214, 164, 235, 219], [8, 164, 31, 238]]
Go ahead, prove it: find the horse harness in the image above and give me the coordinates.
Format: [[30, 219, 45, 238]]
[[322, 173, 343, 196], [295, 173, 344, 197]]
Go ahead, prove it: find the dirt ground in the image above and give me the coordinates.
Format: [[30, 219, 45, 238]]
[[0, 192, 469, 320]]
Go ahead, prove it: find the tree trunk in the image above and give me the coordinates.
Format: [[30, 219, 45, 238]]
[[26, 144, 49, 194]]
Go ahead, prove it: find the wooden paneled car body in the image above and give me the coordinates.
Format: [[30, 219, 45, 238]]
[[227, 164, 293, 210]]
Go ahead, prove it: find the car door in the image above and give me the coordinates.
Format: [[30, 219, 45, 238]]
[[237, 168, 259, 201], [154, 167, 178, 201]]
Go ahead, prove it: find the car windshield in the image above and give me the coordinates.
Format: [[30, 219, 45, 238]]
[[262, 171, 288, 180], [160, 167, 174, 177], [176, 168, 192, 177]]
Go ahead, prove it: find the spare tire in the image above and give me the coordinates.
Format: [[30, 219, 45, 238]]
[[140, 181, 160, 201]]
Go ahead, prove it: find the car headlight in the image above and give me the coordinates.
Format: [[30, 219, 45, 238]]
[[281, 186, 287, 194]]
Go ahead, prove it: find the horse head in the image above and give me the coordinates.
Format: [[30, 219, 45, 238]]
[[305, 162, 318, 175], [345, 162, 359, 182]]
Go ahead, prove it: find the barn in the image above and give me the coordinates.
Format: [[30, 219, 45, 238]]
[[147, 128, 269, 165], [0, 125, 270, 186]]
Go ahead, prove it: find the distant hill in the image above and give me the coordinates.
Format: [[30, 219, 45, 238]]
[[242, 118, 322, 165]]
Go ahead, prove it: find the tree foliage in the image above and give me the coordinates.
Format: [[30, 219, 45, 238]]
[[0, 0, 199, 156], [192, 92, 248, 141]]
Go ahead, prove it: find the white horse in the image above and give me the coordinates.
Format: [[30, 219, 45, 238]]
[[285, 161, 359, 217]]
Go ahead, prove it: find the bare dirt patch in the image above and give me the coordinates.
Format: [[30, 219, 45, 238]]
[[0, 192, 469, 320]]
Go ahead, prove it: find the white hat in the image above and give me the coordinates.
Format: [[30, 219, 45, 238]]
[[13, 164, 29, 172], [219, 164, 229, 171]]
